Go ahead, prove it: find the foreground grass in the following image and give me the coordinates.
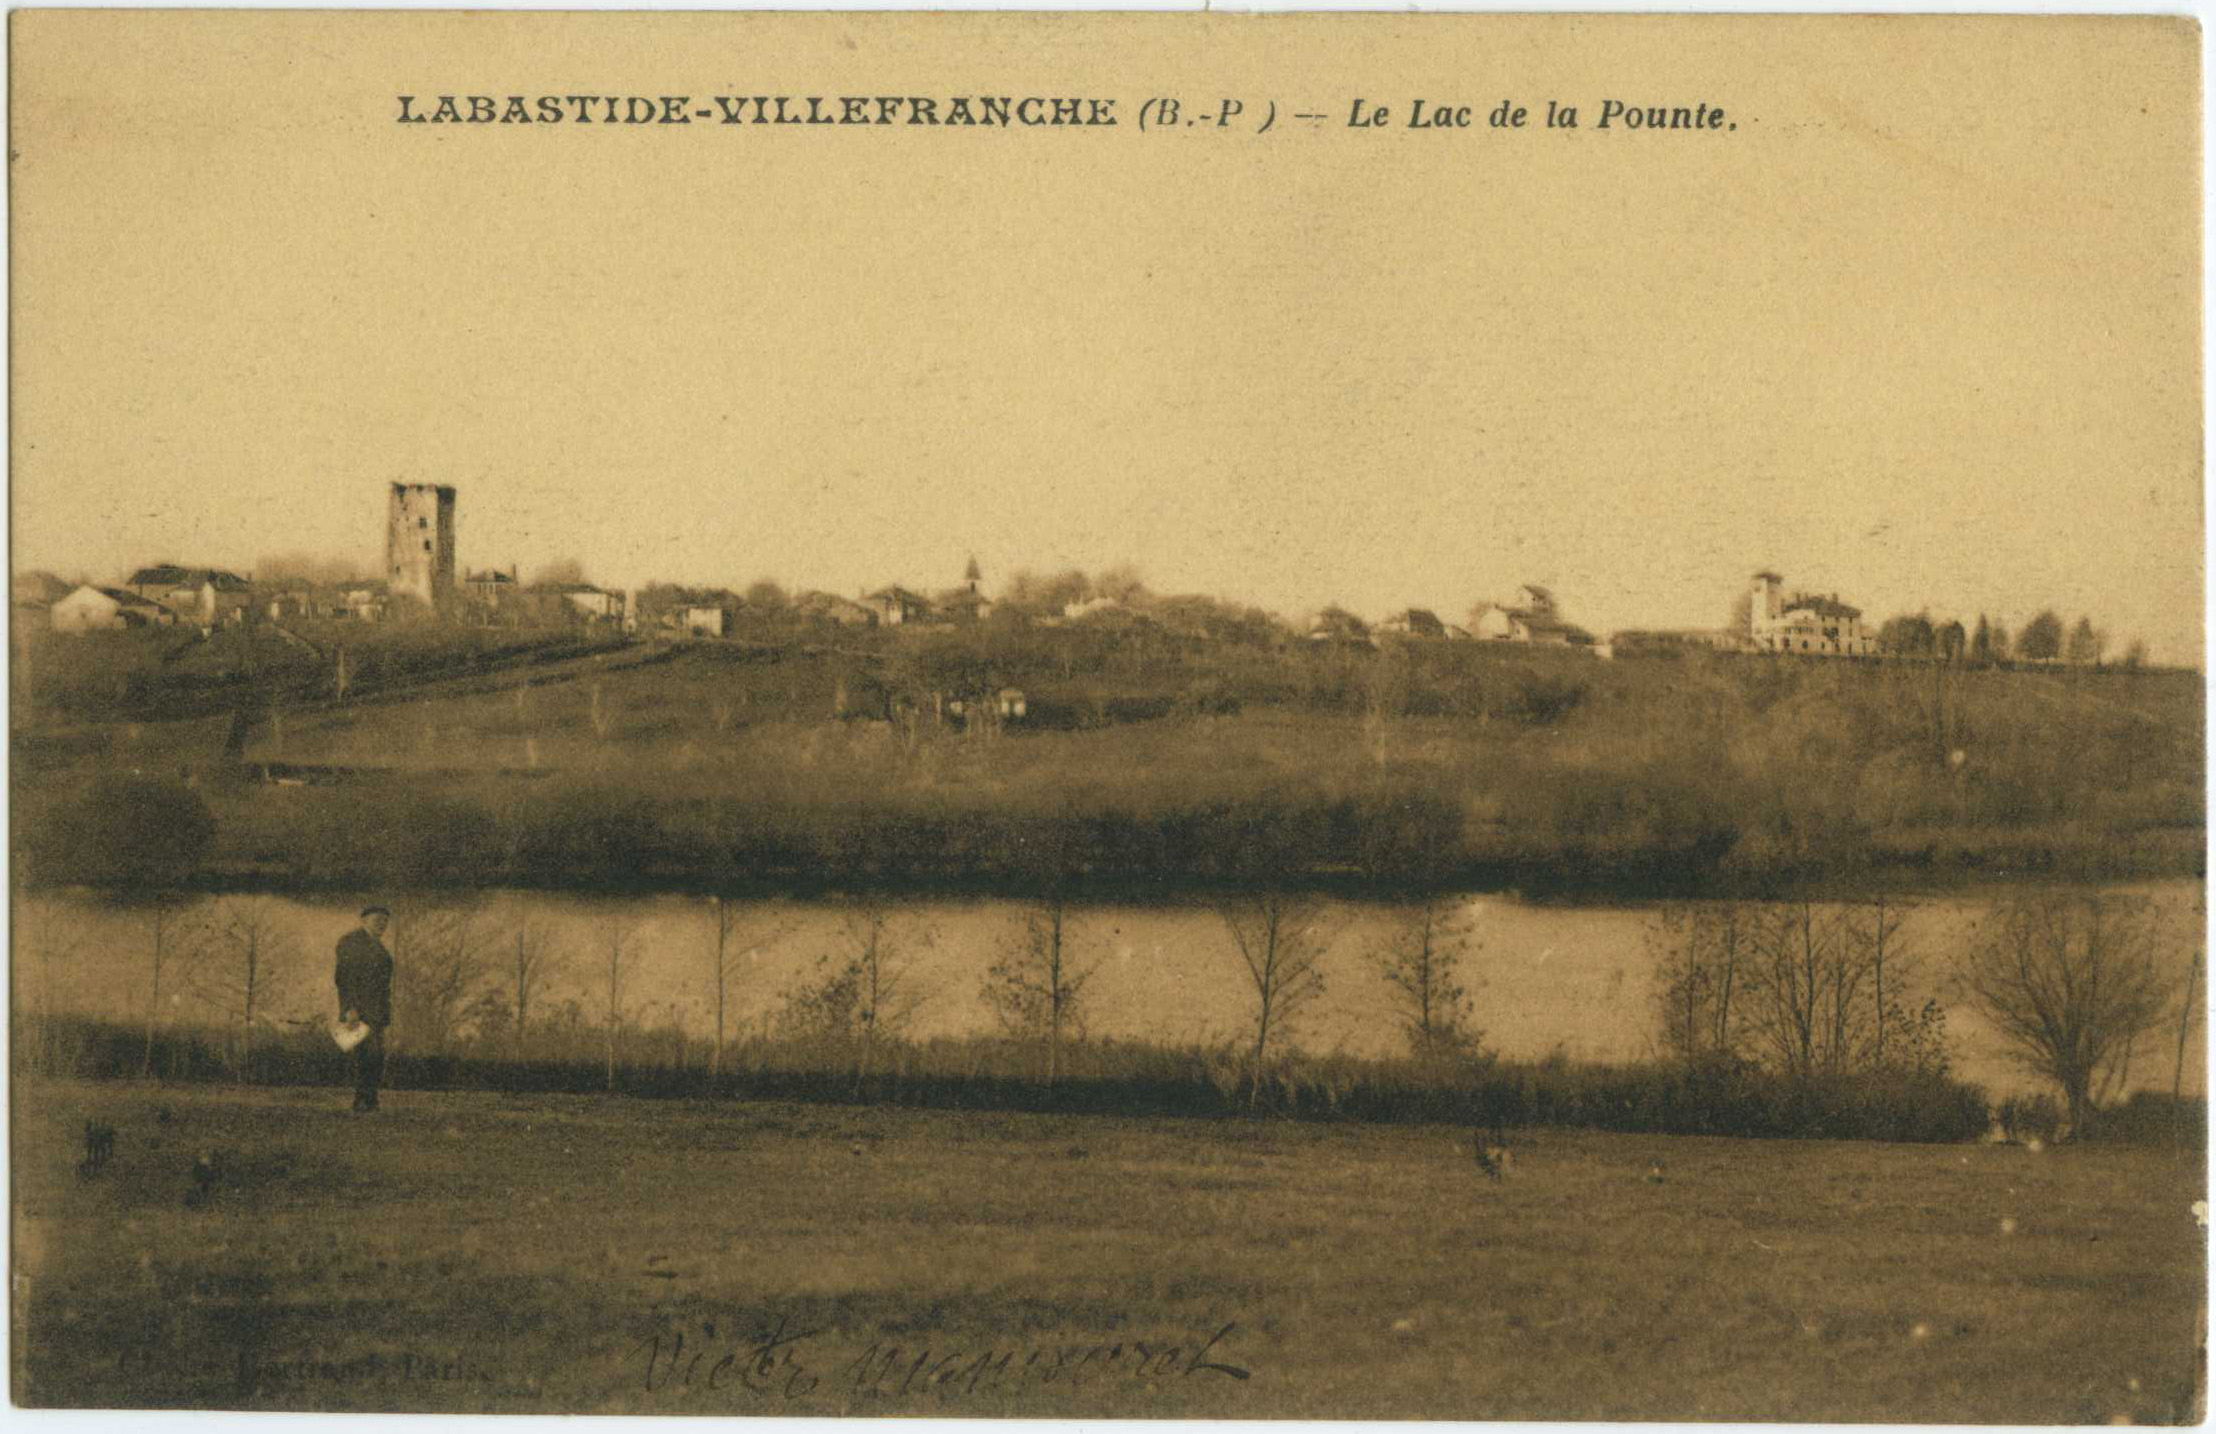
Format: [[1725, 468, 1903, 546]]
[[14, 1079, 2205, 1419]]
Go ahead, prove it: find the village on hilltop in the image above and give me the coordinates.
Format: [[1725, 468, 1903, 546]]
[[11, 482, 2136, 668]]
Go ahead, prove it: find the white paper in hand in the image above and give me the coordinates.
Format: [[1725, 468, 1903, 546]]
[[331, 1019, 370, 1053]]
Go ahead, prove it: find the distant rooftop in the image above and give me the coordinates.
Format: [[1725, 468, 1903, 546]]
[[128, 563, 252, 591]]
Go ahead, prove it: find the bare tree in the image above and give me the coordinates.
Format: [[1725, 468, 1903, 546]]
[[1958, 890, 2176, 1136], [1740, 902, 1865, 1078], [596, 914, 641, 1093], [135, 896, 200, 1079], [1657, 898, 1950, 1082], [503, 913, 568, 1057], [188, 897, 300, 1081], [1370, 897, 1483, 1067], [19, 899, 82, 1076], [1215, 891, 1333, 1108], [981, 893, 1097, 1088], [842, 902, 927, 1085], [1651, 902, 1758, 1063], [1852, 893, 1925, 1070], [1652, 913, 1711, 1065], [706, 897, 785, 1079], [392, 904, 495, 1056], [779, 902, 929, 1087]]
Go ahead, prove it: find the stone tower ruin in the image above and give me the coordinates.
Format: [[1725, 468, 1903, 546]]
[[387, 483, 457, 609]]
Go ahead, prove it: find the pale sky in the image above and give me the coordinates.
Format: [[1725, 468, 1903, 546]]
[[11, 13, 2204, 660]]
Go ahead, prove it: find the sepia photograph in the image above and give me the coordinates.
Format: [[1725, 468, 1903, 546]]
[[7, 8, 2207, 1421]]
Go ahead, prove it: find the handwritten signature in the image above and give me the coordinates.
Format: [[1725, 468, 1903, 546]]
[[627, 1315, 1251, 1404]]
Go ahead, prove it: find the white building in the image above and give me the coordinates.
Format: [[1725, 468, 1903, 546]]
[[1749, 571, 1875, 657], [50, 584, 177, 633]]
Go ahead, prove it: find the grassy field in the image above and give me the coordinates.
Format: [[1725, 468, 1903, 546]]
[[14, 1078, 2205, 1419]]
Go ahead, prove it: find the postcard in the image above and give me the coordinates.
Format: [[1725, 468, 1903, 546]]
[[9, 9, 2205, 1421]]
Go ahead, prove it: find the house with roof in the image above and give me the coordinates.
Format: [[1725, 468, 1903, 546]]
[[1749, 571, 1874, 656], [13, 571, 72, 631], [261, 586, 320, 621], [12, 571, 72, 609], [532, 581, 620, 622], [1377, 608, 1447, 640], [464, 567, 521, 610], [937, 556, 993, 623], [866, 585, 935, 626], [1472, 584, 1597, 647], [663, 604, 726, 638], [1308, 606, 1375, 645], [335, 580, 389, 622], [793, 591, 879, 628], [125, 564, 253, 626], [50, 584, 178, 633], [935, 587, 992, 624]]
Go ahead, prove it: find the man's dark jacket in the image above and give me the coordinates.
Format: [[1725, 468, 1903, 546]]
[[335, 929, 394, 1028]]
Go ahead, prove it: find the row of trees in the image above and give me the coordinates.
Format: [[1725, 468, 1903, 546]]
[[26, 887, 1488, 1107], [1872, 609, 2145, 668], [26, 884, 2195, 1137], [1652, 889, 2199, 1135], [440, 891, 1486, 1110], [20, 895, 303, 1082], [1651, 896, 1949, 1079]]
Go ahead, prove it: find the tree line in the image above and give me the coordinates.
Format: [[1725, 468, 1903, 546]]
[[1873, 609, 2145, 667], [20, 882, 2198, 1143], [22, 887, 1481, 1109], [1650, 888, 2197, 1137]]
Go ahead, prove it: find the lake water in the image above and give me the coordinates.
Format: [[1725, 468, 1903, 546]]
[[17, 881, 2205, 1101]]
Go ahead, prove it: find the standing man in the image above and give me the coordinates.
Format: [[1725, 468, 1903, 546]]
[[335, 904, 396, 1114]]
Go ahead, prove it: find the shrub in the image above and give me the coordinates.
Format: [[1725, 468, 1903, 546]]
[[2083, 1091, 2207, 1148], [1995, 1093, 2064, 1143], [1509, 671, 1588, 726], [1175, 676, 1243, 719], [512, 790, 665, 887], [15, 1010, 1998, 1145], [18, 775, 215, 887], [1344, 788, 1468, 887]]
